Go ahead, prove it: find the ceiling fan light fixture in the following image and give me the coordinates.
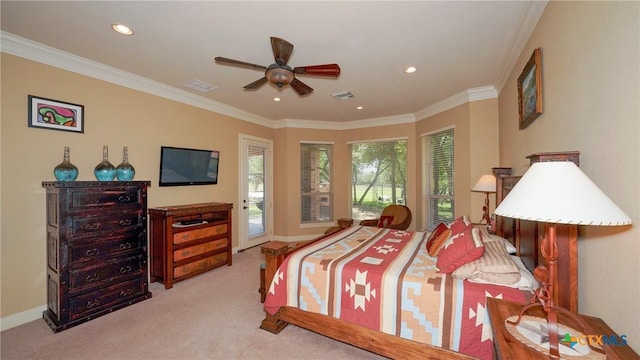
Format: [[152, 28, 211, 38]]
[[265, 65, 294, 87]]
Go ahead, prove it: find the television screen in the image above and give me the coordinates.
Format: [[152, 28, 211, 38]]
[[159, 146, 219, 186]]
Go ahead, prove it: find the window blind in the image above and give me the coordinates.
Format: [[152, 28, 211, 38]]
[[300, 143, 333, 223], [422, 128, 455, 230]]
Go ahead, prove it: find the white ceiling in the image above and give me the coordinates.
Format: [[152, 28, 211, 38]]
[[1, 1, 547, 125]]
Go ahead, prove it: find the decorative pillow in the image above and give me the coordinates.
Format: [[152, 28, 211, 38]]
[[377, 215, 394, 228], [436, 226, 484, 273], [476, 225, 518, 254], [426, 223, 452, 256], [452, 239, 521, 285], [465, 255, 538, 291], [449, 215, 472, 234]]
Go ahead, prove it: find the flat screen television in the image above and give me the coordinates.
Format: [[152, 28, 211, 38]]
[[159, 146, 220, 186]]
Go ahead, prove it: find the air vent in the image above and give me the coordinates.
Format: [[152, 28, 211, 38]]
[[331, 91, 355, 101], [184, 79, 218, 93]]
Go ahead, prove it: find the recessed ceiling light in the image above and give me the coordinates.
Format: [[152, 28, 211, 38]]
[[112, 24, 134, 35], [404, 66, 418, 74], [356, 106, 364, 110], [273, 97, 281, 102]]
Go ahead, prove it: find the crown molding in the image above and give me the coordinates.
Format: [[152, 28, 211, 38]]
[[273, 113, 415, 130], [494, 1, 548, 93], [414, 86, 498, 121], [2, 31, 496, 130], [0, 31, 274, 128]]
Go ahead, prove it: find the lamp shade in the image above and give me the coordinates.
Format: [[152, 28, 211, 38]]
[[494, 161, 632, 226], [471, 174, 497, 193]]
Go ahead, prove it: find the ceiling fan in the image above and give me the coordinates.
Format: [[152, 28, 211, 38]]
[[215, 37, 341, 96]]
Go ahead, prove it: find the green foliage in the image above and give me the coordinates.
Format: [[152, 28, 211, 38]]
[[351, 140, 407, 206]]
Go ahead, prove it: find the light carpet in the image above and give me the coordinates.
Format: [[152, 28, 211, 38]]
[[0, 245, 386, 360]]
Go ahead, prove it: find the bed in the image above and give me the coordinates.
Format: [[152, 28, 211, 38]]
[[260, 153, 579, 359]]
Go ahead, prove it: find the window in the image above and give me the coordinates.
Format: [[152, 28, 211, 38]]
[[350, 139, 407, 221], [300, 143, 332, 223], [423, 128, 454, 230]]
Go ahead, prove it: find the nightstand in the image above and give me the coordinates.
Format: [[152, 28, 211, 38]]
[[487, 298, 639, 359]]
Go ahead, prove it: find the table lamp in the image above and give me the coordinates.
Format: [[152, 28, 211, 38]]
[[471, 174, 497, 226], [493, 161, 631, 357]]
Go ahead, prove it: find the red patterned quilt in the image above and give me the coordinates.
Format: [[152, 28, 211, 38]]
[[264, 226, 529, 359]]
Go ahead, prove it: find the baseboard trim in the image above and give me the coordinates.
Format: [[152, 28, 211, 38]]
[[1, 305, 46, 332]]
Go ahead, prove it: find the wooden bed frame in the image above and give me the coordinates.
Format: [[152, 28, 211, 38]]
[[259, 152, 580, 359]]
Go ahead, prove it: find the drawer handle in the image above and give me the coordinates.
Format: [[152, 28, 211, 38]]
[[118, 195, 131, 203], [86, 299, 101, 309], [119, 219, 132, 226], [119, 242, 132, 250], [119, 289, 133, 297], [120, 265, 132, 274], [84, 223, 101, 231], [85, 248, 100, 257], [85, 273, 100, 283]]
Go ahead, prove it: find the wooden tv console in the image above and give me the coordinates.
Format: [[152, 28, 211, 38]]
[[149, 202, 233, 289]]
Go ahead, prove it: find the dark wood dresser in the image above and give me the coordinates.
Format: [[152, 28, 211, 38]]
[[42, 181, 152, 332], [148, 202, 233, 289]]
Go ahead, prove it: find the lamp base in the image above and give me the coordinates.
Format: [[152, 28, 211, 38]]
[[506, 223, 604, 358]]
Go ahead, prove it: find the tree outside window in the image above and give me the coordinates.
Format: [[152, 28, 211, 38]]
[[350, 140, 407, 221]]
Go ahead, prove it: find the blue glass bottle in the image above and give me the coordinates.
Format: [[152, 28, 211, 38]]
[[116, 146, 135, 181], [53, 146, 79, 181], [94, 145, 116, 181]]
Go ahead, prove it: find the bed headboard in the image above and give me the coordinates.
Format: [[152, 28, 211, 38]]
[[492, 151, 580, 312]]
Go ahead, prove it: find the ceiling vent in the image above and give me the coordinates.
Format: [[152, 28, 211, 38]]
[[331, 91, 355, 101], [184, 79, 218, 93]]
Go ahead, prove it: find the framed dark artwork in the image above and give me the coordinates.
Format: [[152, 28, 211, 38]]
[[28, 95, 84, 133], [517, 48, 542, 130]]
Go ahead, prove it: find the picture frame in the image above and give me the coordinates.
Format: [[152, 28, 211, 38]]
[[517, 48, 543, 130], [28, 95, 84, 133]]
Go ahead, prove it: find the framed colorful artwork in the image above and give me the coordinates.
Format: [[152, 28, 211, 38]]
[[28, 95, 84, 133], [517, 48, 543, 130]]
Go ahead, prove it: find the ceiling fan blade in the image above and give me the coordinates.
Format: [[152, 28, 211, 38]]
[[270, 37, 294, 66], [215, 57, 267, 71], [293, 64, 341, 77], [243, 77, 268, 90], [290, 78, 314, 96]]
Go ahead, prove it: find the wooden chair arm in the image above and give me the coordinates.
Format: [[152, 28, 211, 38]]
[[359, 219, 378, 226]]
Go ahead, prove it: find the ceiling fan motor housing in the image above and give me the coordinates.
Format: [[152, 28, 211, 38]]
[[265, 63, 294, 87]]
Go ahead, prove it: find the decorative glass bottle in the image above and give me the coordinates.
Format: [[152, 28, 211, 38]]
[[94, 145, 116, 181], [53, 146, 79, 181], [116, 146, 135, 181]]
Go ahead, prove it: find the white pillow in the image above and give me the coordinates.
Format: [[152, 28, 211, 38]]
[[510, 255, 539, 291], [466, 255, 538, 291], [474, 226, 517, 254], [489, 234, 517, 254]]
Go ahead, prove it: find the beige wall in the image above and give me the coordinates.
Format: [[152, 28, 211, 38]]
[[0, 54, 274, 318], [3, 2, 637, 353], [415, 100, 500, 229], [498, 1, 639, 352], [1, 54, 493, 322]]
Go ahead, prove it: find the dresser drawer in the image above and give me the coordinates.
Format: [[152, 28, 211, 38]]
[[173, 224, 227, 245], [69, 256, 142, 291], [70, 233, 144, 265], [70, 211, 144, 238], [67, 187, 144, 211], [173, 238, 227, 262], [173, 253, 228, 279], [69, 278, 145, 320]]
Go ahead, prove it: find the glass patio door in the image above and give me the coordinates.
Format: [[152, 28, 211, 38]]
[[238, 135, 272, 250]]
